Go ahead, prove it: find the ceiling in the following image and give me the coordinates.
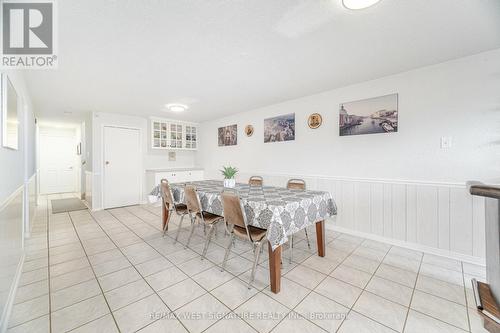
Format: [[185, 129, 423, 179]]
[[24, 0, 500, 123]]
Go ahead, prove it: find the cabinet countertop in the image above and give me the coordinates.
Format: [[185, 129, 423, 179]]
[[145, 167, 204, 172]]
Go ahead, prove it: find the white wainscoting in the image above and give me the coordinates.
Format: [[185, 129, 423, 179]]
[[85, 171, 93, 210], [205, 170, 486, 264], [0, 186, 25, 333]]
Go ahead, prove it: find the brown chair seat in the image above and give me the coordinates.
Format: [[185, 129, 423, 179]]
[[174, 203, 188, 213], [196, 211, 224, 224], [233, 225, 267, 242]]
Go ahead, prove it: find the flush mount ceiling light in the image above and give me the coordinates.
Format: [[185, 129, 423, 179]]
[[165, 103, 188, 112], [342, 0, 381, 10]]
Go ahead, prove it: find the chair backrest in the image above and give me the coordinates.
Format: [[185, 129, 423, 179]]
[[184, 185, 202, 214], [287, 178, 306, 190], [221, 190, 248, 231], [248, 176, 263, 186], [160, 179, 175, 208]]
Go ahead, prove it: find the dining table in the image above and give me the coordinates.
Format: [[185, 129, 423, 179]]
[[161, 180, 337, 294]]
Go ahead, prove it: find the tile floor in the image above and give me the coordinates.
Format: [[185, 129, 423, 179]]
[[7, 193, 489, 333]]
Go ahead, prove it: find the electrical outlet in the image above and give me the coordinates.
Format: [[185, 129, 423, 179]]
[[441, 136, 452, 149]]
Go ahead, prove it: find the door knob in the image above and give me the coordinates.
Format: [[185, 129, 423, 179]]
[[105, 161, 110, 165]]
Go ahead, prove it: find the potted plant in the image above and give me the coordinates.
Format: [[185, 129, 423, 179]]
[[221, 166, 238, 188]]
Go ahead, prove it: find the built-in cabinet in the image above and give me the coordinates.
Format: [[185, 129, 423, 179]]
[[145, 169, 205, 194], [151, 118, 198, 150]]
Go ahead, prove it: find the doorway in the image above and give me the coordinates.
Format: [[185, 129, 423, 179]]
[[103, 126, 141, 209], [39, 126, 79, 194]]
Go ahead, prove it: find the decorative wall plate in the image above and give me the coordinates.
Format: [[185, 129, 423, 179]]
[[245, 124, 254, 137], [308, 113, 322, 129]]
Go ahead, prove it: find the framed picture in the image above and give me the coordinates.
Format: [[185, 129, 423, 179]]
[[264, 113, 295, 143], [308, 113, 322, 129], [218, 124, 237, 146], [339, 93, 398, 136], [245, 125, 254, 137], [1, 74, 19, 150]]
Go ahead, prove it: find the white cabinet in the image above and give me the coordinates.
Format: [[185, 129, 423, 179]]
[[146, 169, 205, 194], [151, 118, 198, 150]]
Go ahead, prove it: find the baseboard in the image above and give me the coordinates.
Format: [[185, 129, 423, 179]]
[[0, 254, 25, 333], [326, 223, 486, 266]]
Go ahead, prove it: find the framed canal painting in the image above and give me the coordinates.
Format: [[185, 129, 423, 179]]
[[218, 124, 237, 146], [264, 113, 295, 143], [339, 93, 398, 136]]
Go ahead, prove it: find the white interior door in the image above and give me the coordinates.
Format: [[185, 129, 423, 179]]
[[103, 126, 141, 209], [39, 127, 77, 194]]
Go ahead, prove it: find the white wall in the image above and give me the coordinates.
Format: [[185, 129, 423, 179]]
[[0, 71, 37, 332], [197, 49, 500, 262], [91, 112, 197, 210]]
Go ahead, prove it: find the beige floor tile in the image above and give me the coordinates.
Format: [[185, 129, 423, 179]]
[[136, 317, 188, 333], [338, 311, 397, 333], [271, 312, 326, 333], [7, 314, 49, 333], [8, 295, 49, 327], [410, 290, 468, 331], [423, 254, 462, 272], [315, 276, 363, 308], [352, 246, 387, 262], [419, 263, 464, 286], [51, 279, 101, 311], [415, 275, 466, 305], [285, 264, 327, 289], [263, 277, 310, 308], [92, 256, 131, 277], [212, 277, 259, 310], [353, 291, 407, 332], [135, 256, 173, 277], [105, 279, 154, 311], [51, 294, 109, 333], [14, 279, 49, 304], [158, 278, 207, 310], [365, 276, 413, 307], [343, 254, 381, 274], [176, 256, 215, 276], [18, 267, 48, 286], [98, 266, 142, 292], [295, 292, 348, 333], [204, 313, 256, 333], [114, 294, 169, 333], [375, 264, 417, 288], [223, 256, 254, 276], [49, 257, 90, 277], [145, 266, 188, 291], [236, 293, 290, 333], [382, 253, 420, 273], [192, 266, 235, 291], [88, 248, 124, 266], [70, 314, 119, 333], [301, 254, 342, 274], [176, 293, 230, 333], [50, 266, 95, 291], [330, 264, 372, 289], [404, 310, 468, 333]]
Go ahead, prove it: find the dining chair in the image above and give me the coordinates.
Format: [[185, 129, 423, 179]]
[[160, 179, 189, 238], [248, 176, 263, 186], [184, 185, 224, 259], [221, 188, 267, 289], [286, 178, 311, 263]]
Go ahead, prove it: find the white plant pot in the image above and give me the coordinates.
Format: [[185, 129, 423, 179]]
[[224, 178, 236, 188]]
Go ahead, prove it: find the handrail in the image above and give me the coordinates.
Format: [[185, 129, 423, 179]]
[[467, 181, 500, 200]]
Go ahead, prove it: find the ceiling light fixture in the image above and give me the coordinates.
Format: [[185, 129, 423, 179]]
[[165, 103, 188, 112], [342, 0, 381, 10]]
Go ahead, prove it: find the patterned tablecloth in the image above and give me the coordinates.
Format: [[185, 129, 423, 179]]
[[168, 180, 337, 250]]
